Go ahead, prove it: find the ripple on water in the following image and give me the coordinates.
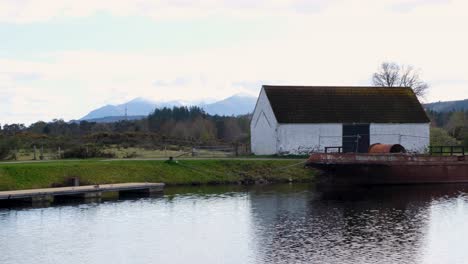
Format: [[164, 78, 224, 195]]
[[1, 184, 468, 264]]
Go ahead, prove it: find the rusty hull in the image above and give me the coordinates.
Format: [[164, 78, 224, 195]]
[[306, 153, 468, 185]]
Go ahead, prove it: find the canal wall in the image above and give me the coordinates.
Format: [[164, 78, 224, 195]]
[[0, 159, 315, 191]]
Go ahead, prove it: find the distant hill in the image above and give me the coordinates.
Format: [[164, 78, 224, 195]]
[[80, 98, 182, 120], [72, 115, 146, 123], [424, 99, 468, 112], [201, 94, 257, 116], [80, 94, 257, 122]]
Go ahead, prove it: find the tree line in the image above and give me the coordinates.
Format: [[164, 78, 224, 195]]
[[426, 110, 468, 146], [0, 106, 251, 160]]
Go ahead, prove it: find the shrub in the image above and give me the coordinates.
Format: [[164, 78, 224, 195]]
[[63, 146, 116, 159], [461, 127, 468, 147], [0, 138, 16, 160], [430, 127, 458, 146]]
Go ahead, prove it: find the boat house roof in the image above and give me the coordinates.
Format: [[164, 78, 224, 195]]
[[263, 85, 430, 124]]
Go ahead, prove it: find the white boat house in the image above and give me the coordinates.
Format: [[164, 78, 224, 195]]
[[250, 85, 430, 155]]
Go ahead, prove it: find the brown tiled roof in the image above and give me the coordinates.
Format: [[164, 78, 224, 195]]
[[263, 85, 430, 123]]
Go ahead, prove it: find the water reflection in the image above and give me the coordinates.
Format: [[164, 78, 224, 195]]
[[250, 184, 468, 264], [1, 184, 468, 264]]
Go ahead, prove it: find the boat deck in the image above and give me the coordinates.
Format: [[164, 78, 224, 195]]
[[306, 153, 468, 185]]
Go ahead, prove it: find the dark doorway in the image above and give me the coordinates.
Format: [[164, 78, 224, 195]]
[[342, 124, 370, 153]]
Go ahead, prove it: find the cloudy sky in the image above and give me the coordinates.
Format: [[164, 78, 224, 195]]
[[1, 0, 467, 124]]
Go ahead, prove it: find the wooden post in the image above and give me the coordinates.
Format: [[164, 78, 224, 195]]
[[33, 145, 37, 160], [40, 145, 44, 160], [72, 177, 80, 186], [355, 135, 360, 153]]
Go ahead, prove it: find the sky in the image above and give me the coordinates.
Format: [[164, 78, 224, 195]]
[[0, 0, 467, 124]]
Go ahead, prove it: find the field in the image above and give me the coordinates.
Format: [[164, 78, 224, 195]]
[[10, 145, 244, 161], [0, 159, 315, 191]]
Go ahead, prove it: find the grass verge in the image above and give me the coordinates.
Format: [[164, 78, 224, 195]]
[[0, 159, 315, 191]]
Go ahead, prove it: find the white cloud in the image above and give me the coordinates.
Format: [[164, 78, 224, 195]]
[[0, 0, 335, 23], [0, 0, 467, 123]]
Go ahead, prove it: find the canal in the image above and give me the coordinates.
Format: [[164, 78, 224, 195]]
[[1, 183, 468, 264]]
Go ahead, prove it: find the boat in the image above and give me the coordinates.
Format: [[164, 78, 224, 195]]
[[306, 144, 468, 185]]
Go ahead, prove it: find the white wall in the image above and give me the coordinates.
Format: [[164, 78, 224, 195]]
[[276, 124, 342, 155], [370, 123, 430, 153], [250, 88, 278, 155], [274, 123, 429, 155]]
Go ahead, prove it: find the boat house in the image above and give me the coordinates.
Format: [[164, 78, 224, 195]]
[[250, 85, 430, 155]]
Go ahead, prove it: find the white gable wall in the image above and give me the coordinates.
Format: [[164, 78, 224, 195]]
[[250, 88, 278, 155]]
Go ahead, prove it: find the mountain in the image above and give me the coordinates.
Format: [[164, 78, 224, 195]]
[[79, 94, 257, 122], [424, 99, 468, 112], [201, 94, 257, 116], [72, 115, 146, 123], [80, 98, 182, 120]]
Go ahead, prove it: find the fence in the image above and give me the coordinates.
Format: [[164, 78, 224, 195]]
[[176, 144, 250, 158], [318, 133, 429, 153], [2, 143, 252, 161], [11, 146, 63, 161], [429, 146, 465, 156]]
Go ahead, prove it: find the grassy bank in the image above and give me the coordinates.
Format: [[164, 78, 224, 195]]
[[0, 159, 315, 191]]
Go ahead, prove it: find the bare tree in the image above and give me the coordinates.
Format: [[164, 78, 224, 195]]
[[372, 62, 429, 98]]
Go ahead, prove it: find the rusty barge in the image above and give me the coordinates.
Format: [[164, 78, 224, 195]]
[[306, 144, 468, 185]]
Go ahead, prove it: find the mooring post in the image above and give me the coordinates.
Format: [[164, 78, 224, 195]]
[[72, 177, 80, 186]]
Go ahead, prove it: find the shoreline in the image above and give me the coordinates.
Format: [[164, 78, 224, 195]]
[[0, 159, 315, 191]]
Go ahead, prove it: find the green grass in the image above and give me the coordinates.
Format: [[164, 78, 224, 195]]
[[0, 159, 315, 191], [8, 146, 310, 161], [9, 146, 240, 161]]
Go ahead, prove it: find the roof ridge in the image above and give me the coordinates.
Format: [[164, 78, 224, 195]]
[[263, 85, 412, 89]]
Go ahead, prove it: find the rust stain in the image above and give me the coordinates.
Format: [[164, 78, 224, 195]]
[[306, 153, 468, 185]]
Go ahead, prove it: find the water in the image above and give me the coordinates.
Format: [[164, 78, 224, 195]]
[[1, 183, 468, 264]]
